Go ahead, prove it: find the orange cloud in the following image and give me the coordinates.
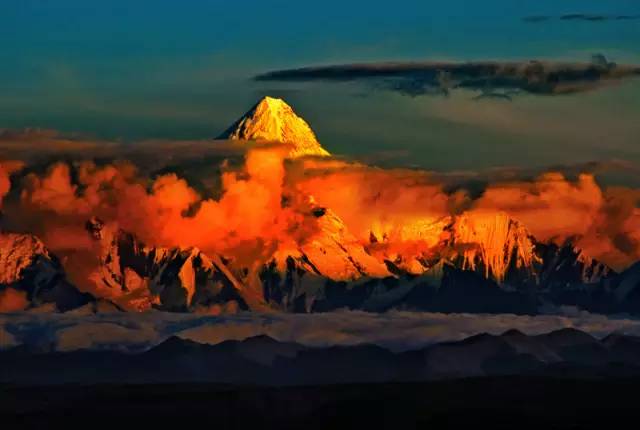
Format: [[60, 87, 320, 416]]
[[0, 288, 28, 312], [475, 173, 603, 242], [474, 173, 640, 270], [8, 147, 322, 295], [294, 161, 466, 242], [3, 141, 640, 294]]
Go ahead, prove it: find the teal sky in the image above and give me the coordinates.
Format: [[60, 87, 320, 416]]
[[1, 0, 640, 182]]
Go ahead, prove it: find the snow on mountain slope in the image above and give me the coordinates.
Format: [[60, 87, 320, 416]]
[[0, 233, 54, 285], [257, 203, 394, 311], [0, 232, 92, 311], [0, 207, 619, 315], [85, 218, 266, 313], [218, 96, 330, 158], [445, 210, 541, 283], [297, 206, 391, 281]]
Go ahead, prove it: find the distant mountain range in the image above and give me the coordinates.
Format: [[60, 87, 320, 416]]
[[3, 328, 640, 385], [1, 97, 640, 316]]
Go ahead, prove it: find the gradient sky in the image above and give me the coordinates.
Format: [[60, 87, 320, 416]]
[[2, 0, 640, 182]]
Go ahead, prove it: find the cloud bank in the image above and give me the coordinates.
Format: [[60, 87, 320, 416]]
[[2, 310, 640, 353], [293, 159, 640, 271], [1, 130, 640, 305]]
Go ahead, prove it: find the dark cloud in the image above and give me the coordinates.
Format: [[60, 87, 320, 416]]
[[433, 159, 640, 195], [616, 15, 640, 21], [523, 16, 551, 23], [0, 127, 254, 178], [0, 128, 119, 161], [524, 14, 640, 23], [561, 14, 639, 22], [255, 59, 640, 98], [0, 128, 246, 160]]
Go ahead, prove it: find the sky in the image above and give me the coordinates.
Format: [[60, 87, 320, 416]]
[[1, 0, 640, 181]]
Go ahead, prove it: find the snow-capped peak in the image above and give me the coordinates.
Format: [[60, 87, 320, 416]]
[[218, 96, 330, 158], [0, 233, 53, 285], [446, 210, 540, 282]]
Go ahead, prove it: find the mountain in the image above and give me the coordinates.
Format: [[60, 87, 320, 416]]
[[535, 241, 613, 288], [3, 329, 640, 386], [218, 96, 330, 158], [0, 209, 624, 315], [612, 262, 640, 304], [259, 203, 393, 312], [85, 217, 267, 313], [262, 210, 616, 314], [258, 204, 532, 314], [371, 210, 613, 287], [418, 328, 622, 380], [371, 212, 525, 278], [444, 211, 540, 284], [0, 232, 92, 312]]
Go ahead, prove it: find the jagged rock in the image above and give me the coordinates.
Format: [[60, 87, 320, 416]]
[[258, 204, 392, 311], [367, 217, 451, 275], [255, 209, 616, 314], [377, 211, 613, 289], [85, 217, 265, 312], [365, 211, 541, 283], [535, 241, 614, 288], [444, 211, 541, 284], [0, 232, 92, 312], [0, 206, 624, 315], [297, 206, 391, 281]]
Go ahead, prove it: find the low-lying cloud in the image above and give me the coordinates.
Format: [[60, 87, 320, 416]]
[[2, 310, 640, 353]]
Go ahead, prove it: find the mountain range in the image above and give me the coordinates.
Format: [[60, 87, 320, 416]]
[[1, 97, 640, 316], [3, 328, 640, 385]]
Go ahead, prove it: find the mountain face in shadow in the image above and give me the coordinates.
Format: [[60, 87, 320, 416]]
[[3, 328, 640, 386]]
